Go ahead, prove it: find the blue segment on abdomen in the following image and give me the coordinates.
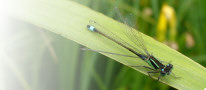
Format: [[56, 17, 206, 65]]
[[88, 26, 95, 32]]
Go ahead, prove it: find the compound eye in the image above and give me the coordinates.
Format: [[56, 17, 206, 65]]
[[167, 64, 173, 67]]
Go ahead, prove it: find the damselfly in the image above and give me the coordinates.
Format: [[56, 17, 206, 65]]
[[85, 7, 175, 80]]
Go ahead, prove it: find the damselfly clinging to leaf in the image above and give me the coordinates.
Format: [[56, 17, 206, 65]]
[[85, 7, 177, 81]]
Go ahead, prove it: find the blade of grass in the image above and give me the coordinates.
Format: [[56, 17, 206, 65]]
[[92, 69, 107, 90], [104, 59, 114, 89], [80, 51, 98, 90], [55, 38, 80, 90], [7, 0, 206, 89], [151, 0, 159, 19]]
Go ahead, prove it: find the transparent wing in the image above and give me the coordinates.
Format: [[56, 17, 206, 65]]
[[125, 15, 150, 55], [114, 7, 150, 56], [89, 20, 145, 56]]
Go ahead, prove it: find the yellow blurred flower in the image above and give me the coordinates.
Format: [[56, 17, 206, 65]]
[[157, 3, 177, 42]]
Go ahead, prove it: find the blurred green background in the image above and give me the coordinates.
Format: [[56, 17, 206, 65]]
[[2, 0, 206, 90]]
